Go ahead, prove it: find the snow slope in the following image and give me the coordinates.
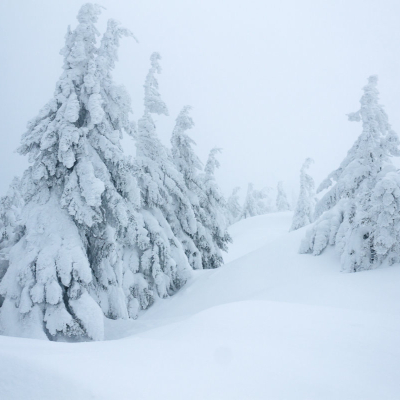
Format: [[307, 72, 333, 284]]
[[1, 211, 400, 399]]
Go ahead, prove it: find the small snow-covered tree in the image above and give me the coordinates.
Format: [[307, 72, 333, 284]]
[[290, 158, 315, 231], [276, 181, 290, 211], [225, 187, 241, 225], [241, 183, 271, 219], [196, 148, 231, 268], [300, 76, 400, 272], [0, 178, 24, 296]]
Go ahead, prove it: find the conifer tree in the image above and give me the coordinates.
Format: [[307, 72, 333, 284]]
[[0, 178, 24, 294], [0, 4, 107, 340], [225, 187, 241, 225], [196, 148, 231, 268], [241, 183, 272, 219], [276, 181, 290, 211], [300, 76, 400, 272], [0, 5, 147, 340], [170, 106, 204, 269], [171, 111, 231, 269], [133, 53, 194, 292], [290, 158, 315, 231]]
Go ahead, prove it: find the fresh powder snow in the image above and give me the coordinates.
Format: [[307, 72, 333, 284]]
[[0, 212, 399, 399]]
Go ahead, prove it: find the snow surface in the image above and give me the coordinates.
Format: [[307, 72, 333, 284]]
[[1, 211, 400, 399]]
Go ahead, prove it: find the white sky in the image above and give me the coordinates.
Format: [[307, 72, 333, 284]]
[[1, 0, 400, 198]]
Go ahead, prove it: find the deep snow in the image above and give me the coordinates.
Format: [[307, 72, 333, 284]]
[[1, 211, 400, 399]]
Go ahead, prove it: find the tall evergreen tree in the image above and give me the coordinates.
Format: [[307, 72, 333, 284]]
[[170, 106, 204, 270], [0, 5, 156, 340], [133, 53, 194, 295], [171, 110, 231, 269], [300, 76, 400, 271], [0, 4, 108, 340], [290, 158, 315, 231]]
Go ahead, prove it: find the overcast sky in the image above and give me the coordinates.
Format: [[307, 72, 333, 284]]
[[1, 0, 400, 199]]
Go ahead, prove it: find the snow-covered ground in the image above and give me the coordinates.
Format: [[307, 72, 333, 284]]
[[1, 211, 400, 399]]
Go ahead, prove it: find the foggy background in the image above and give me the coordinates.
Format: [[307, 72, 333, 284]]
[[1, 0, 400, 199]]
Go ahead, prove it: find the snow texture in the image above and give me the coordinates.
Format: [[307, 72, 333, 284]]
[[1, 213, 399, 399]]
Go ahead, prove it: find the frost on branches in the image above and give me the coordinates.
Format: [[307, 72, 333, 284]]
[[133, 53, 193, 297], [171, 110, 231, 269], [197, 148, 231, 268], [0, 4, 231, 341], [0, 178, 24, 299], [0, 4, 113, 340], [300, 76, 400, 272], [290, 158, 315, 231]]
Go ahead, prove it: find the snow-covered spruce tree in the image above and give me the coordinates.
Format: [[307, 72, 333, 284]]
[[170, 109, 231, 268], [196, 148, 231, 268], [225, 187, 241, 225], [133, 53, 194, 290], [276, 181, 290, 211], [241, 183, 271, 219], [300, 76, 400, 272], [290, 158, 315, 231], [169, 106, 204, 270], [0, 178, 24, 297], [0, 5, 151, 340], [0, 4, 107, 340]]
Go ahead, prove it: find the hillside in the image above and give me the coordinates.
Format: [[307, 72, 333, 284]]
[[1, 211, 400, 399]]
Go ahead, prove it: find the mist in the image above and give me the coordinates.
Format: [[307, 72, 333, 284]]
[[1, 0, 400, 196]]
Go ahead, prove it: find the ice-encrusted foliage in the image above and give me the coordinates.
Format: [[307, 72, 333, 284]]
[[171, 112, 231, 269], [134, 53, 193, 291], [300, 76, 400, 272], [197, 148, 231, 269], [0, 4, 108, 340], [0, 4, 232, 341], [225, 187, 241, 225], [1, 4, 148, 340], [300, 199, 347, 255], [290, 158, 315, 231], [370, 172, 400, 265], [314, 75, 399, 220], [0, 178, 24, 295], [276, 181, 290, 212], [169, 106, 203, 269]]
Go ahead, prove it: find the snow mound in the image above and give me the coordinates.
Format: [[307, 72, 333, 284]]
[[1, 212, 400, 399]]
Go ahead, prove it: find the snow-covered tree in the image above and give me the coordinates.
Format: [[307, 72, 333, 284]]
[[169, 106, 204, 270], [170, 108, 231, 268], [225, 187, 241, 225], [300, 76, 400, 272], [276, 181, 290, 211], [0, 4, 109, 340], [0, 178, 24, 297], [0, 5, 147, 340], [241, 183, 272, 218], [290, 158, 315, 231], [133, 53, 194, 293], [196, 148, 231, 268]]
